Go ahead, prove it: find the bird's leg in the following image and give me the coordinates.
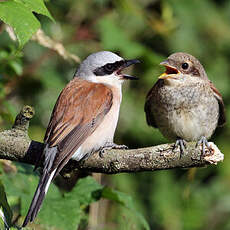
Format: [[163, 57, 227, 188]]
[[173, 138, 187, 158], [99, 142, 128, 158], [196, 136, 213, 157]]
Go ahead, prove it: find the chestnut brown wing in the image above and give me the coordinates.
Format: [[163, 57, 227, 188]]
[[44, 78, 113, 173]]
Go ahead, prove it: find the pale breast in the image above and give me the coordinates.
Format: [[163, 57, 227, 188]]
[[72, 85, 122, 160], [152, 82, 219, 141]]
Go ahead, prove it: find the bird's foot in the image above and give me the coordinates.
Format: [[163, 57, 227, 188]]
[[173, 138, 187, 158], [99, 142, 128, 158], [196, 136, 213, 157]]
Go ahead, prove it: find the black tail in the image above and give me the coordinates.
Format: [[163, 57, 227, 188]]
[[22, 146, 57, 227]]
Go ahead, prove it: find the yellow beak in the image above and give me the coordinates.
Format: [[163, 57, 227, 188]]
[[158, 61, 180, 79], [158, 72, 170, 79]]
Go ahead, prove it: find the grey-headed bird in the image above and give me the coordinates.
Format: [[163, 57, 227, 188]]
[[23, 51, 140, 226]]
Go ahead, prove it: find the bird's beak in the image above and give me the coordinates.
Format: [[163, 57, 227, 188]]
[[158, 60, 180, 79], [119, 59, 140, 80]]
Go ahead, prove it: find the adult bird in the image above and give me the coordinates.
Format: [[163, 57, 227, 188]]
[[23, 51, 140, 227], [145, 52, 225, 156]]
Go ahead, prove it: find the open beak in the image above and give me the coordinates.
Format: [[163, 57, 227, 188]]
[[158, 60, 180, 79], [119, 59, 140, 80]]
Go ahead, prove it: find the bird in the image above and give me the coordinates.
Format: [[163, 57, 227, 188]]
[[144, 52, 225, 156], [22, 51, 140, 227]]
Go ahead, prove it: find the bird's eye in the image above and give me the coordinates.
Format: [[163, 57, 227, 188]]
[[181, 62, 189, 70], [105, 64, 114, 72]]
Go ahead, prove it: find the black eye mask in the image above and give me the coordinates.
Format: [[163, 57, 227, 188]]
[[93, 60, 125, 76]]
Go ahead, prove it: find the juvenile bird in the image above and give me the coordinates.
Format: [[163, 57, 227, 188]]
[[145, 52, 225, 155], [23, 51, 140, 227]]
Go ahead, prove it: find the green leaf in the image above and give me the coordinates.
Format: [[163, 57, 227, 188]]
[[0, 50, 9, 60], [0, 180, 13, 228], [39, 176, 103, 230], [0, 1, 40, 47], [2, 164, 80, 229], [67, 176, 103, 204], [2, 164, 149, 230], [38, 187, 82, 230], [102, 187, 150, 230], [2, 167, 104, 229], [8, 60, 23, 75], [17, 0, 54, 21]]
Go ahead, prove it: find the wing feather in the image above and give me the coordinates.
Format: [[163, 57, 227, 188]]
[[43, 78, 113, 174], [209, 81, 226, 126], [144, 80, 164, 128]]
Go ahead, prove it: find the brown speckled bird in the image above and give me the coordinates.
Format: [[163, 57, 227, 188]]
[[145, 52, 225, 155]]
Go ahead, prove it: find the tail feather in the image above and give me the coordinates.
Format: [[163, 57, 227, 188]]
[[22, 170, 56, 227], [22, 145, 57, 227]]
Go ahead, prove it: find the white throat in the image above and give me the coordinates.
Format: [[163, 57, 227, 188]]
[[79, 73, 123, 90]]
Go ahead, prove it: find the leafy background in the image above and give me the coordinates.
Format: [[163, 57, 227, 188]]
[[0, 0, 230, 229]]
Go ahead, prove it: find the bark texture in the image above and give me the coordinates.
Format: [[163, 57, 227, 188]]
[[0, 106, 224, 174]]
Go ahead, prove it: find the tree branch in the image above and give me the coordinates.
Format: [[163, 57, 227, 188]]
[[0, 106, 224, 174]]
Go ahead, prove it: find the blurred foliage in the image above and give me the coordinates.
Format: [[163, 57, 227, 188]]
[[0, 0, 230, 229], [0, 0, 53, 47], [0, 163, 148, 229]]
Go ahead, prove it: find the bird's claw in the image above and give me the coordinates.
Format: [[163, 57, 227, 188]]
[[99, 143, 128, 158], [196, 136, 213, 157], [173, 139, 187, 158]]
